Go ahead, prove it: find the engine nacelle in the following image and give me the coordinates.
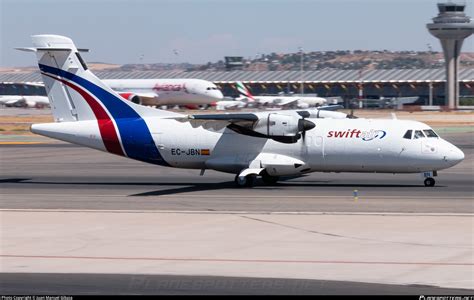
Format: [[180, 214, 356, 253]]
[[118, 93, 141, 105], [313, 110, 348, 119], [25, 100, 36, 108], [253, 113, 314, 137]]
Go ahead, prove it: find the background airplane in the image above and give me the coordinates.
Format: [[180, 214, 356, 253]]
[[234, 81, 327, 109], [214, 97, 248, 110], [103, 78, 223, 107], [0, 95, 49, 108]]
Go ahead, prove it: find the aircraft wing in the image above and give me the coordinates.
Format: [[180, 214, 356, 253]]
[[189, 113, 258, 122], [177, 113, 258, 131], [0, 96, 23, 105], [318, 104, 344, 111], [4, 99, 24, 105], [174, 110, 316, 144], [179, 109, 311, 123], [276, 98, 300, 107]]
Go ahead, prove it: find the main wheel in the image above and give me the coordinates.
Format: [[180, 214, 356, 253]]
[[424, 177, 435, 187], [235, 174, 256, 188], [261, 170, 279, 185]]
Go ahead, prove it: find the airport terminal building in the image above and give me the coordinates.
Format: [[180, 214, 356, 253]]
[[1, 68, 473, 106]]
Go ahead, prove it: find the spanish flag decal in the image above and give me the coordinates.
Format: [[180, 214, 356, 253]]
[[201, 149, 210, 155]]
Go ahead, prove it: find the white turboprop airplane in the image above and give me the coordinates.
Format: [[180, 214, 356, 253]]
[[19, 35, 464, 187], [103, 78, 223, 107], [235, 81, 327, 109], [215, 97, 248, 110], [0, 95, 50, 108]]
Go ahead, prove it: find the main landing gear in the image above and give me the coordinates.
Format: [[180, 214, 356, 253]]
[[234, 170, 280, 188], [235, 174, 256, 187], [260, 170, 279, 185]]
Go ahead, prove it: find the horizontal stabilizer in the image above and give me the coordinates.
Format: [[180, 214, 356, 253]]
[[318, 105, 344, 111], [15, 47, 88, 53]]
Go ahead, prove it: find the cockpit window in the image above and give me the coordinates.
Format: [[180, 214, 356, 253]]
[[414, 130, 426, 139], [403, 130, 412, 139], [423, 129, 438, 138]]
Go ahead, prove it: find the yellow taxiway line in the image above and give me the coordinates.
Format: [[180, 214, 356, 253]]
[[0, 141, 49, 145]]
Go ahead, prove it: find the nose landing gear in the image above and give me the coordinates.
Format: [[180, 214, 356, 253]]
[[422, 171, 437, 187], [424, 177, 435, 187]]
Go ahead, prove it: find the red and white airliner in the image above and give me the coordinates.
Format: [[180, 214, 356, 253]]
[[104, 78, 223, 107]]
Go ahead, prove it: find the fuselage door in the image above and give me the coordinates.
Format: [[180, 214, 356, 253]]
[[304, 134, 324, 166]]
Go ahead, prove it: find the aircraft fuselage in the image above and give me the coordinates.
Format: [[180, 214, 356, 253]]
[[32, 117, 464, 176]]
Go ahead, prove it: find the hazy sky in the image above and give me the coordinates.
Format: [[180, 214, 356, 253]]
[[1, 0, 473, 67]]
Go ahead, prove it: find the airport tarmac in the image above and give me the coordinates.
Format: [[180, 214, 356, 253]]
[[0, 127, 473, 294], [1, 128, 473, 213]]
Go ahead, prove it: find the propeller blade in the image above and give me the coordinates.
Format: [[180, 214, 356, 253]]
[[347, 109, 358, 119], [297, 111, 310, 118]]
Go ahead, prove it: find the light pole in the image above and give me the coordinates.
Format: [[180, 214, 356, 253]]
[[358, 69, 364, 109], [255, 53, 261, 72], [298, 47, 304, 95], [427, 43, 434, 106]]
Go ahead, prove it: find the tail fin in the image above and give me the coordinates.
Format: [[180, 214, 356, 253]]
[[18, 35, 176, 165], [19, 34, 178, 122], [235, 81, 255, 102]]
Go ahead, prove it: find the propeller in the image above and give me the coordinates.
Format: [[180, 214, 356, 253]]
[[347, 109, 358, 119], [297, 111, 315, 143]]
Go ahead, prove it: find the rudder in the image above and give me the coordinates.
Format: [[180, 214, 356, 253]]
[[31, 35, 98, 122]]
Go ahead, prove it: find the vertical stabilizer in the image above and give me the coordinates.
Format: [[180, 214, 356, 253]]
[[236, 81, 255, 101]]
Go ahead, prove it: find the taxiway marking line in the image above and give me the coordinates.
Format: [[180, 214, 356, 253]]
[[1, 254, 472, 266], [0, 193, 472, 200], [1, 208, 473, 216], [0, 142, 48, 145]]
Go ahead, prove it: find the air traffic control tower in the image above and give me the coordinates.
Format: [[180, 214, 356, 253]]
[[427, 2, 473, 109]]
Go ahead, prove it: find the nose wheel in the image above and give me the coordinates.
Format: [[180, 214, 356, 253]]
[[424, 177, 435, 187]]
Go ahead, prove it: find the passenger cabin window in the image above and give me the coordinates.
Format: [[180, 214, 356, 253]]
[[423, 129, 438, 138], [414, 130, 425, 139], [403, 130, 412, 139]]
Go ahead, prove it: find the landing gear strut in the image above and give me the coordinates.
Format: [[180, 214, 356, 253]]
[[424, 177, 435, 187]]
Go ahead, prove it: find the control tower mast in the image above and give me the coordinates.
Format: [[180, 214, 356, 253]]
[[427, 2, 473, 109]]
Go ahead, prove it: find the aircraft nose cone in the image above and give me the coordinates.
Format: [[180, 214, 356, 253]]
[[443, 144, 465, 167], [208, 91, 223, 100], [449, 147, 465, 164]]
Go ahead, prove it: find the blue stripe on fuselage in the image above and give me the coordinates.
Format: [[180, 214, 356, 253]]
[[39, 64, 169, 166]]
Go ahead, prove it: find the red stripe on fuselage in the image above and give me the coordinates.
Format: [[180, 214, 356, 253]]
[[43, 73, 125, 156]]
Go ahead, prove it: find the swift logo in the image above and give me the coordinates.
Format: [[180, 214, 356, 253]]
[[327, 129, 386, 141]]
